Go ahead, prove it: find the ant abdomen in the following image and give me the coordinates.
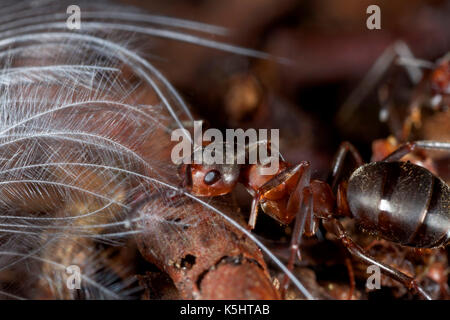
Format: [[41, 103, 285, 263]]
[[347, 161, 450, 248]]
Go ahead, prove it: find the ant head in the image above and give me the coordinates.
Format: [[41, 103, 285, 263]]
[[179, 163, 240, 197]]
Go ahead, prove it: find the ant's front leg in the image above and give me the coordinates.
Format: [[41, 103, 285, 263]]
[[247, 161, 313, 298], [247, 161, 310, 229], [382, 140, 450, 162], [323, 218, 432, 300], [277, 162, 320, 297], [280, 187, 315, 298]]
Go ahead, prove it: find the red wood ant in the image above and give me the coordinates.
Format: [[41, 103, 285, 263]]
[[180, 140, 450, 300]]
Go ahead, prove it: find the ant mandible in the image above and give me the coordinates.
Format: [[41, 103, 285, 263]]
[[180, 140, 450, 300]]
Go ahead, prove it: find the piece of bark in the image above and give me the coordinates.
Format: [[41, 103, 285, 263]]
[[136, 196, 280, 299]]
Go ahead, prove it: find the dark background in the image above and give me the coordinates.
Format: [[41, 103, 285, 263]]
[[123, 0, 450, 178]]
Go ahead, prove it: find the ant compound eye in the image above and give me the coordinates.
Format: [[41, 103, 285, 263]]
[[204, 170, 221, 185]]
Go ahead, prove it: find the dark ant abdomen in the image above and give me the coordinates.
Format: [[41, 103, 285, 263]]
[[347, 161, 450, 248]]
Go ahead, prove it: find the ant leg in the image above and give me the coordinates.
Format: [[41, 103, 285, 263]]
[[382, 141, 450, 162], [248, 161, 310, 229], [323, 218, 432, 300], [330, 141, 364, 190], [280, 165, 314, 297], [344, 254, 356, 300], [280, 190, 314, 298]]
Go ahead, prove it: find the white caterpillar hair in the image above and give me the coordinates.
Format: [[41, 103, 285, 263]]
[[0, 0, 311, 300]]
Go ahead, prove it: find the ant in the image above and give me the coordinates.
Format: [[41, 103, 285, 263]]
[[338, 42, 449, 142], [371, 51, 450, 186], [399, 52, 449, 141], [180, 140, 450, 300]]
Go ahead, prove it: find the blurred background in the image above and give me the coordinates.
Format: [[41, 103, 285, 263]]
[[122, 0, 450, 179]]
